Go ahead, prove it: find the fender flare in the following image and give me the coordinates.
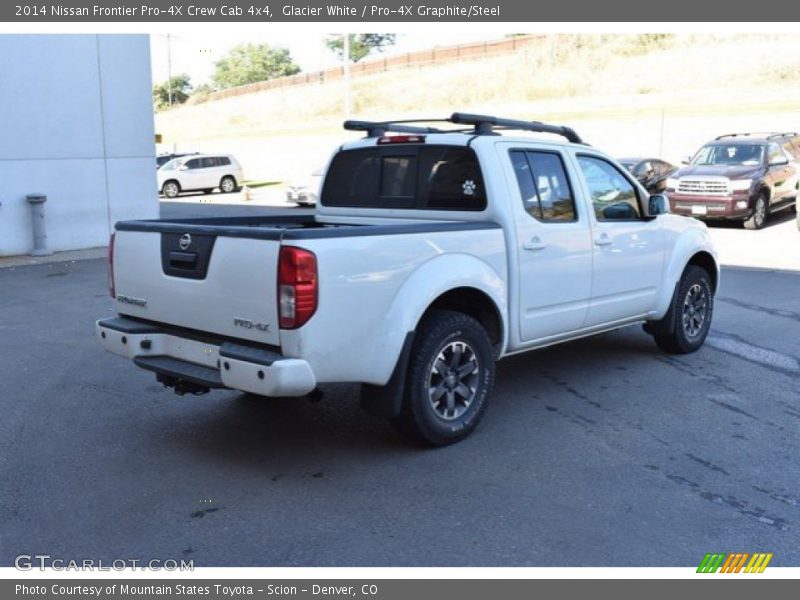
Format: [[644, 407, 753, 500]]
[[651, 227, 719, 324], [360, 253, 507, 417]]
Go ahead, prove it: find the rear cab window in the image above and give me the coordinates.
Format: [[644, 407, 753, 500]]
[[321, 145, 486, 211]]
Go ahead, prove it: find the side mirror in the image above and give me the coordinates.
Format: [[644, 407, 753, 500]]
[[769, 157, 789, 167], [681, 156, 691, 165], [178, 165, 189, 171], [648, 193, 670, 216]]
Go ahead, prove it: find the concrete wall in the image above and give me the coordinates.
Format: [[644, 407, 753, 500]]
[[0, 35, 157, 256]]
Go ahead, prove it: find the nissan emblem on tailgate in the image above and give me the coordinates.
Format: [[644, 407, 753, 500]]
[[179, 233, 192, 250]]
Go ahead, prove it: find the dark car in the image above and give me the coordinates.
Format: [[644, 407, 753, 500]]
[[665, 133, 800, 230], [156, 152, 198, 169], [618, 157, 677, 193]]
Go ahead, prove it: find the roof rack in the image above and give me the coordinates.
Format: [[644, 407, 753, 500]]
[[715, 132, 799, 140], [343, 112, 585, 144]]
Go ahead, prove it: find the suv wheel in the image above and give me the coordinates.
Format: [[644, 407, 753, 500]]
[[162, 181, 180, 199], [652, 265, 714, 354], [743, 192, 768, 230], [220, 176, 237, 193], [391, 310, 495, 446]]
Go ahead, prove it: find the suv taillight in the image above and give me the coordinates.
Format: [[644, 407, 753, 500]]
[[278, 246, 317, 329], [108, 232, 116, 298]]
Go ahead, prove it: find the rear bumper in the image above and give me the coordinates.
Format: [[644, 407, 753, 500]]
[[96, 317, 316, 397], [667, 193, 753, 219]]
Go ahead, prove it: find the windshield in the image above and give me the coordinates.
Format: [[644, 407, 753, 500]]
[[692, 144, 764, 167]]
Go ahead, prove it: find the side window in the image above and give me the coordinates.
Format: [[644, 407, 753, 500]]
[[767, 143, 784, 165], [577, 156, 641, 221], [184, 158, 200, 170], [510, 150, 576, 222], [218, 156, 232, 166], [199, 157, 217, 169], [510, 151, 538, 213]]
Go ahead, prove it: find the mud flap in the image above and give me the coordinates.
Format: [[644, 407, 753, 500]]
[[643, 280, 680, 336], [360, 331, 415, 419]]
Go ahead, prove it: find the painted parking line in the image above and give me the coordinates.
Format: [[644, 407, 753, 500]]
[[707, 332, 799, 375]]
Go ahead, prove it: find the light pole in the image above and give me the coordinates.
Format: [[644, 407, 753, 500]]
[[343, 33, 351, 118], [166, 33, 173, 108]]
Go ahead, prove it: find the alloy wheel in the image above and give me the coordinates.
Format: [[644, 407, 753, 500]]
[[682, 283, 708, 338], [427, 340, 480, 420]]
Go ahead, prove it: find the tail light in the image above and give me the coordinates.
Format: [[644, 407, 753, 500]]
[[278, 246, 317, 329], [108, 232, 116, 298]]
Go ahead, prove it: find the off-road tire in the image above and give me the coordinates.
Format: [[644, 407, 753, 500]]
[[391, 310, 495, 446], [653, 265, 714, 354]]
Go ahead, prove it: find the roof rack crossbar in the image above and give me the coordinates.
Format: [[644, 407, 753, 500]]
[[449, 112, 584, 143], [343, 113, 585, 144]]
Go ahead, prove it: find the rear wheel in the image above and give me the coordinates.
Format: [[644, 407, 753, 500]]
[[391, 310, 495, 446], [652, 265, 714, 354], [220, 176, 237, 194], [743, 192, 768, 230], [161, 180, 180, 198]]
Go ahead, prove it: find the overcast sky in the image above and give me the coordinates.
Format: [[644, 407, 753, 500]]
[[149, 31, 500, 86]]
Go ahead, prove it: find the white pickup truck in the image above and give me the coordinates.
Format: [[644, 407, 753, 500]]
[[97, 113, 719, 446]]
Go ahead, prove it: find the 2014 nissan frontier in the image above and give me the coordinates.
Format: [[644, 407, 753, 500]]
[[97, 113, 719, 445]]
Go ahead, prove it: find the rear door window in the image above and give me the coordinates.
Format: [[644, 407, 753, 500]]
[[510, 150, 576, 222], [322, 145, 486, 211]]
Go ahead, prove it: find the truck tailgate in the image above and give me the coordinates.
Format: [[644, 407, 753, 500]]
[[112, 229, 281, 347]]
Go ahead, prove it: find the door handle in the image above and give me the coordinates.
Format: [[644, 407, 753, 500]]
[[522, 236, 546, 251], [594, 233, 612, 246]]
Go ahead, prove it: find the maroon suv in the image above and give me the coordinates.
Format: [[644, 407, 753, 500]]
[[665, 133, 800, 229]]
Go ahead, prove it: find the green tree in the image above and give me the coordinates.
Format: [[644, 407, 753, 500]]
[[152, 74, 192, 110], [212, 43, 300, 89], [325, 34, 397, 63]]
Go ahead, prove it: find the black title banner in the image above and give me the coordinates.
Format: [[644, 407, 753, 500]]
[[4, 0, 794, 22]]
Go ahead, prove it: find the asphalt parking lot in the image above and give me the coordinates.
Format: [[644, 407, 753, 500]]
[[1, 226, 799, 567]]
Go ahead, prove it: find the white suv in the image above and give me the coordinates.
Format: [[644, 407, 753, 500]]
[[157, 154, 243, 198]]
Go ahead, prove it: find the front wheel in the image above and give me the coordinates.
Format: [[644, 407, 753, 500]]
[[743, 192, 768, 230], [391, 310, 495, 446], [652, 265, 714, 354]]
